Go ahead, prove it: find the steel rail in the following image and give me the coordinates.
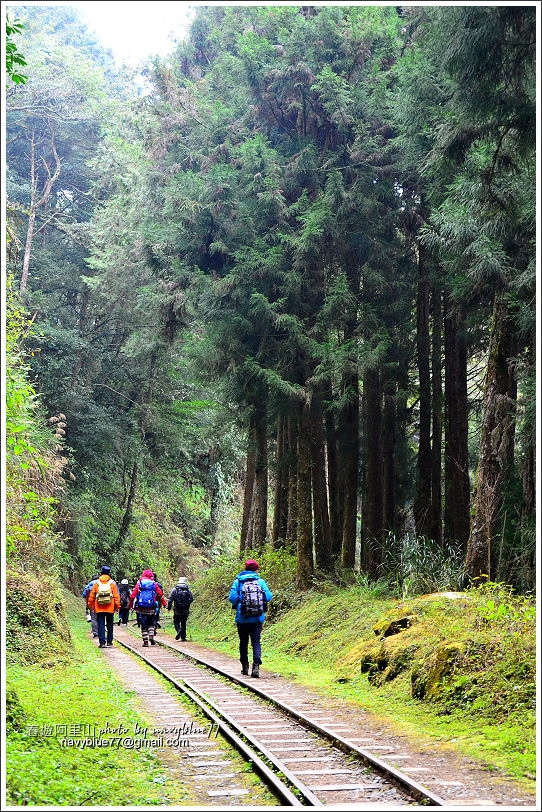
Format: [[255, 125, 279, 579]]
[[154, 636, 447, 807], [115, 636, 314, 806]]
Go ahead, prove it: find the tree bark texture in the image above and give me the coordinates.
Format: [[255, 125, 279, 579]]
[[430, 283, 443, 545], [20, 127, 61, 295], [296, 403, 314, 587], [414, 242, 432, 538], [325, 408, 342, 561], [272, 414, 290, 547], [310, 389, 332, 571], [250, 396, 268, 550], [339, 370, 359, 569], [444, 301, 470, 552], [116, 461, 138, 548], [466, 295, 517, 581], [240, 413, 257, 553], [361, 365, 383, 577]]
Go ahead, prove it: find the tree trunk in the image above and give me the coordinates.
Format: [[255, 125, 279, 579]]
[[20, 127, 61, 295], [71, 287, 90, 387], [240, 413, 257, 553], [296, 403, 314, 587], [339, 371, 359, 569], [310, 389, 332, 571], [444, 300, 470, 552], [520, 333, 535, 517], [430, 283, 443, 545], [286, 414, 299, 548], [272, 414, 289, 547], [116, 461, 138, 548], [466, 295, 517, 581], [382, 376, 397, 535], [251, 395, 268, 550], [325, 408, 342, 561], [361, 365, 383, 577], [414, 241, 432, 538]]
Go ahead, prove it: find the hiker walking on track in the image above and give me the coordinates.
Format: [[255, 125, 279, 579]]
[[87, 566, 121, 648], [118, 579, 131, 626], [167, 577, 194, 641], [229, 559, 272, 678], [129, 569, 165, 647]]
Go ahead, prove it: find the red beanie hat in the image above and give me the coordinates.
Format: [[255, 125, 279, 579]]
[[244, 559, 259, 571]]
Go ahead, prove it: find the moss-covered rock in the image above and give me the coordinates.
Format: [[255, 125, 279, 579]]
[[361, 635, 420, 685], [411, 641, 466, 699], [373, 613, 419, 638]]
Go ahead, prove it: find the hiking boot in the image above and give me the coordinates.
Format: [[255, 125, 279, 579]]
[[251, 664, 260, 678], [175, 631, 182, 640], [143, 641, 149, 647], [99, 643, 106, 648], [241, 664, 249, 676], [150, 638, 156, 645], [106, 642, 113, 647]]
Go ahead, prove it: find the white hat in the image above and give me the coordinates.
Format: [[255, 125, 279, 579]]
[[178, 577, 188, 585], [121, 579, 129, 584]]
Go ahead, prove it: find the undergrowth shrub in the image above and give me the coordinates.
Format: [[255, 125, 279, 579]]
[[6, 569, 72, 666], [378, 532, 466, 598], [6, 280, 73, 666]]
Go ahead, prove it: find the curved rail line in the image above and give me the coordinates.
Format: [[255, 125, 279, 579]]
[[114, 629, 446, 807]]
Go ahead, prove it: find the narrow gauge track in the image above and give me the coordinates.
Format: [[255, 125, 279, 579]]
[[114, 627, 445, 807]]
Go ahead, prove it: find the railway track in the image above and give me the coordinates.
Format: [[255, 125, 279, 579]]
[[112, 625, 446, 807]]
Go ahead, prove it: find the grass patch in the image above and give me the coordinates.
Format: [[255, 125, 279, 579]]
[[6, 591, 181, 806]]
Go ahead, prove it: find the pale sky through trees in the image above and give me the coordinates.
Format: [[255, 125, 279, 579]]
[[11, 0, 195, 67]]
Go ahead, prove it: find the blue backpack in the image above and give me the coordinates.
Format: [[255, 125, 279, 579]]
[[136, 578, 156, 609]]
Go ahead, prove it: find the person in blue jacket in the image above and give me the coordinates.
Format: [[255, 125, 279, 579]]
[[229, 559, 272, 678]]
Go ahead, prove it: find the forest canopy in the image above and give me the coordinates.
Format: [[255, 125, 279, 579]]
[[5, 4, 537, 595]]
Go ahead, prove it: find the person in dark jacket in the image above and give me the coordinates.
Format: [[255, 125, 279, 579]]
[[118, 579, 131, 625], [153, 573, 164, 629], [228, 559, 272, 678], [167, 577, 194, 641], [129, 569, 165, 647]]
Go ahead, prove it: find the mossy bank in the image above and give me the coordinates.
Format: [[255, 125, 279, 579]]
[[188, 566, 536, 790]]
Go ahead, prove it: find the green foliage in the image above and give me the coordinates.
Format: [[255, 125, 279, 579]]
[[5, 280, 67, 573], [380, 533, 466, 599], [5, 687, 27, 734], [5, 17, 28, 84], [475, 581, 536, 627], [6, 3, 537, 608], [5, 569, 72, 667]]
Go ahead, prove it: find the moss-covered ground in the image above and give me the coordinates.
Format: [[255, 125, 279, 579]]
[[186, 574, 536, 791]]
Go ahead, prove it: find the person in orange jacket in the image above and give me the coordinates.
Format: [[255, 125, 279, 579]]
[[87, 565, 121, 647]]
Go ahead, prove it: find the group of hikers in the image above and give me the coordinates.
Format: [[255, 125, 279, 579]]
[[82, 559, 272, 678], [82, 567, 194, 647]]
